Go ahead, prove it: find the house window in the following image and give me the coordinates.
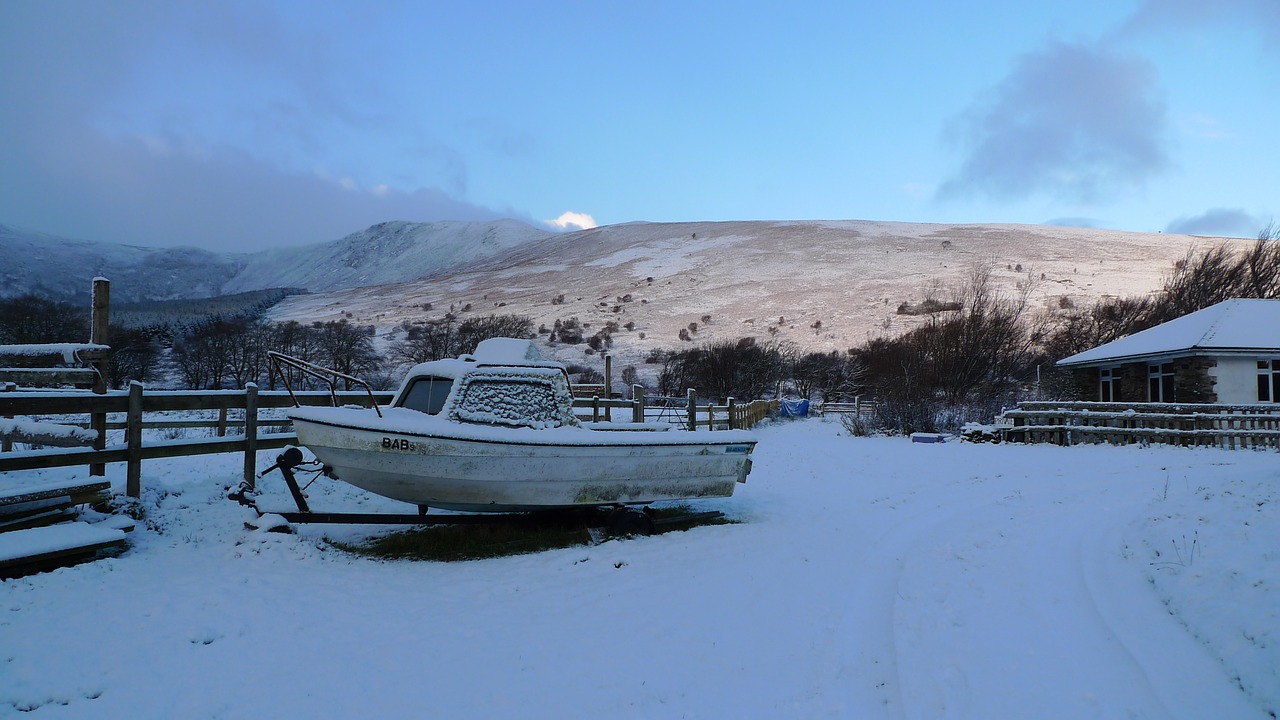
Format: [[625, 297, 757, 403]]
[[1098, 367, 1119, 402], [1258, 360, 1280, 402], [1148, 362, 1175, 402]]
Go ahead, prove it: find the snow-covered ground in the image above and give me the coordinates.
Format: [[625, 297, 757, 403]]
[[2, 419, 1276, 719]]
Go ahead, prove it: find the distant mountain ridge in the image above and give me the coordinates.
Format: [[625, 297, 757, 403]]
[[0, 219, 552, 303], [261, 219, 1248, 366], [0, 224, 242, 303]]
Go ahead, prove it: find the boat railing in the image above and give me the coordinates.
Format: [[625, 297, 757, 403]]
[[267, 351, 384, 418]]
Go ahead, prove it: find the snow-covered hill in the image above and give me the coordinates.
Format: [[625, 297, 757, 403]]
[[267, 219, 1248, 365], [221, 219, 552, 294], [0, 220, 552, 303]]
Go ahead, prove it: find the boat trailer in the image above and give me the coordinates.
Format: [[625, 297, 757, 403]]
[[233, 447, 724, 538]]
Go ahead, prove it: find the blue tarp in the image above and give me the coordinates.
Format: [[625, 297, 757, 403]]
[[779, 398, 809, 417]]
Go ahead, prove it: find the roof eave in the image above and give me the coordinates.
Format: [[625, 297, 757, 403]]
[[1056, 346, 1280, 368]]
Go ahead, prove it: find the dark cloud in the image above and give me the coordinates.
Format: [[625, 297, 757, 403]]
[[1165, 208, 1263, 238], [939, 40, 1170, 204], [1119, 0, 1280, 46], [0, 2, 507, 251], [0, 126, 503, 250]]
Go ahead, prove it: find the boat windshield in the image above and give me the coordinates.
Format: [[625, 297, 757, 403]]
[[398, 377, 454, 415]]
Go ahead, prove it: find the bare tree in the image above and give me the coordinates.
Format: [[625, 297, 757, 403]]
[[313, 320, 381, 387]]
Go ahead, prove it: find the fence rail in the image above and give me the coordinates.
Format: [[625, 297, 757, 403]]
[[998, 401, 1280, 449], [814, 398, 877, 418], [2, 384, 777, 498]]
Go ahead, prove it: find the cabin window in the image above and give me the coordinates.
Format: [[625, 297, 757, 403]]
[[398, 377, 454, 415], [1098, 367, 1119, 402], [1148, 362, 1174, 403], [1259, 360, 1280, 402]]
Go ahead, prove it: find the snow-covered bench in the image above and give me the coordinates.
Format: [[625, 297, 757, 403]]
[[0, 521, 129, 578]]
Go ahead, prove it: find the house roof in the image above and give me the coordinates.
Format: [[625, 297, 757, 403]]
[[1056, 298, 1280, 368]]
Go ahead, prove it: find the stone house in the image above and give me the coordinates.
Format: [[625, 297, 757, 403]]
[[1056, 298, 1280, 404]]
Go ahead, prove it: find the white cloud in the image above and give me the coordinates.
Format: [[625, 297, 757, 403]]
[[546, 211, 597, 231]]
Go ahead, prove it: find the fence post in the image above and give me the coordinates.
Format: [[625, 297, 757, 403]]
[[243, 383, 259, 488], [592, 396, 601, 423], [1, 382, 13, 453], [687, 388, 697, 431], [632, 384, 645, 423], [727, 397, 737, 430], [89, 277, 110, 476], [217, 407, 228, 437], [604, 354, 612, 399], [126, 381, 143, 498]]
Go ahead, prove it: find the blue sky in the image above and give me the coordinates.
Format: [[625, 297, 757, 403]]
[[1, 1, 1276, 251]]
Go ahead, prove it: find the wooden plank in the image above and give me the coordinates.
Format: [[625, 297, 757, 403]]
[[0, 481, 111, 507], [136, 433, 297, 460], [0, 522, 127, 578], [0, 391, 128, 415], [0, 352, 90, 368], [0, 368, 98, 387], [0, 389, 392, 416], [0, 508, 79, 532], [0, 433, 298, 474], [0, 447, 130, 473], [0, 419, 98, 447]]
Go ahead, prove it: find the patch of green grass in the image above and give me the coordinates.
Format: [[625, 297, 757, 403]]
[[330, 505, 734, 562]]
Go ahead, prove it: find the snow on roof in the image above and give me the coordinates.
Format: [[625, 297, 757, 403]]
[[396, 338, 566, 399], [469, 338, 544, 364], [1057, 298, 1280, 367]]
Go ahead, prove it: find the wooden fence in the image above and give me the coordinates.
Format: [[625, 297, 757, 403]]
[[0, 385, 391, 497], [997, 401, 1280, 449], [814, 398, 877, 418], [1, 384, 778, 498]]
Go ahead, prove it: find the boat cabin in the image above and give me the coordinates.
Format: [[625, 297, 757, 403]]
[[392, 338, 580, 429]]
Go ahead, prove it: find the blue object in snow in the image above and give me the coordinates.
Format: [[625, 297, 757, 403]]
[[779, 399, 809, 417]]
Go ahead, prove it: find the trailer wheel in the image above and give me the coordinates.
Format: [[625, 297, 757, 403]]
[[607, 507, 655, 537]]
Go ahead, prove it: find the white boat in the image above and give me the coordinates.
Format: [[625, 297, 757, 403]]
[[286, 338, 757, 512]]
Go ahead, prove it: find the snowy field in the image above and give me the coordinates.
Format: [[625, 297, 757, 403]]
[[2, 418, 1276, 719]]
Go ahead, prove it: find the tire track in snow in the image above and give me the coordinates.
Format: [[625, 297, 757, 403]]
[[828, 484, 1005, 718], [1077, 515, 1268, 719], [879, 475, 1265, 719]]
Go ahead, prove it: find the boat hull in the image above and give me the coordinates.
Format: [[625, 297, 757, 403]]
[[291, 415, 756, 512]]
